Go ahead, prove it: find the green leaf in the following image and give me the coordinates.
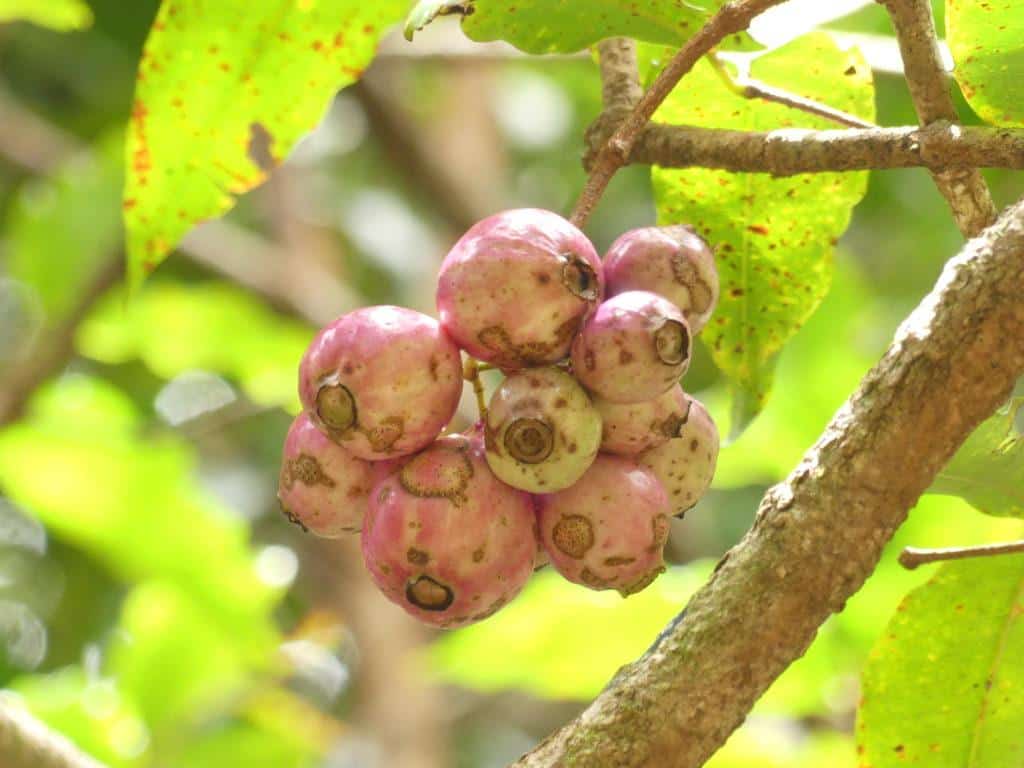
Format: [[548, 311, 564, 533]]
[[428, 563, 712, 700], [947, 0, 1024, 126], [930, 398, 1024, 518], [649, 33, 875, 431], [77, 280, 314, 412], [124, 0, 406, 288], [857, 555, 1024, 766], [5, 134, 123, 319], [0, 0, 92, 30], [404, 0, 758, 55]]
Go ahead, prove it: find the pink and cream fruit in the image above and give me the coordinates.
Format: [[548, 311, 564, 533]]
[[484, 366, 602, 493], [537, 454, 671, 596], [278, 413, 377, 536], [299, 306, 462, 461], [638, 396, 720, 517], [436, 208, 604, 369], [571, 290, 691, 404], [361, 430, 537, 628], [603, 225, 719, 334], [594, 384, 691, 456]]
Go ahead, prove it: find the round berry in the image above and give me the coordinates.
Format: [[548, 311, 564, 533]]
[[299, 306, 463, 460], [437, 209, 603, 369], [278, 413, 376, 536], [537, 454, 670, 596], [484, 366, 601, 493], [604, 225, 718, 334], [595, 384, 691, 456], [361, 430, 537, 628], [570, 290, 691, 404], [638, 396, 719, 517]]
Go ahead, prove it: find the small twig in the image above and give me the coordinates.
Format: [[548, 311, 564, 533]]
[[569, 0, 787, 228], [899, 541, 1024, 570], [881, 0, 997, 236], [0, 698, 107, 768], [463, 357, 488, 422], [596, 38, 643, 112], [706, 53, 876, 129]]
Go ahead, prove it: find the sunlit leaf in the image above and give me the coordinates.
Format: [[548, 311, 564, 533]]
[[708, 725, 855, 768], [124, 0, 406, 287], [77, 280, 313, 412], [930, 398, 1024, 518], [429, 563, 712, 700], [649, 33, 875, 431], [5, 135, 122, 319], [405, 0, 758, 54], [947, 0, 1024, 126], [0, 0, 92, 30], [857, 555, 1024, 766], [176, 722, 312, 768]]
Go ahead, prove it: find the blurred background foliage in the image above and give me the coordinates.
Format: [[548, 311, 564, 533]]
[[0, 1, 1022, 766]]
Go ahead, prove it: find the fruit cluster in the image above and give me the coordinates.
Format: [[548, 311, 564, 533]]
[[278, 209, 720, 629]]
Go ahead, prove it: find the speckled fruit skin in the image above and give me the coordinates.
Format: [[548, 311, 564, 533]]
[[361, 430, 537, 628], [436, 209, 604, 369], [638, 396, 719, 517], [298, 306, 463, 461], [570, 290, 691, 404], [604, 225, 719, 335], [278, 413, 377, 536], [537, 454, 671, 596], [595, 384, 691, 456], [484, 366, 601, 494]]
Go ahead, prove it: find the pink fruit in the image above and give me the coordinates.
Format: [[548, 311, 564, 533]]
[[278, 413, 376, 536], [604, 225, 719, 334], [299, 306, 463, 460], [361, 430, 537, 628], [595, 384, 691, 456], [570, 290, 691, 404], [638, 397, 719, 517], [484, 366, 602, 493], [537, 454, 671, 596], [437, 209, 604, 369]]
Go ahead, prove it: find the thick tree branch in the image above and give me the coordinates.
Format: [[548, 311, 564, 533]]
[[570, 0, 787, 227], [584, 119, 1024, 175], [882, 0, 997, 236], [0, 699, 107, 768], [514, 198, 1024, 767]]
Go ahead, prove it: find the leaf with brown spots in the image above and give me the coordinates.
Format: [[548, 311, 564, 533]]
[[948, 0, 1024, 127], [647, 33, 875, 432], [858, 556, 1024, 766], [123, 0, 406, 288], [404, 0, 759, 55]]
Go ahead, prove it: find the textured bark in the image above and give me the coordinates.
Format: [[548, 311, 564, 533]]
[[513, 198, 1024, 767], [585, 118, 1024, 175], [881, 0, 997, 236], [0, 700, 107, 768]]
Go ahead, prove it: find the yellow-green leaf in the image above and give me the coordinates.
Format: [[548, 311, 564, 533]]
[[947, 0, 1024, 126], [124, 0, 406, 287], [649, 33, 875, 431], [0, 0, 92, 30]]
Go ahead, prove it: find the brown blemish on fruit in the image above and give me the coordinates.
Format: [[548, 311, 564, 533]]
[[406, 575, 453, 612], [690, 439, 700, 452], [347, 484, 368, 499], [505, 417, 554, 464], [377, 485, 393, 505], [671, 257, 714, 313], [535, 271, 551, 285], [559, 252, 600, 301], [428, 356, 439, 382], [620, 565, 666, 596], [283, 453, 335, 490], [579, 567, 610, 589], [472, 547, 485, 563], [399, 442, 474, 505], [604, 556, 636, 567], [650, 515, 670, 551], [478, 316, 582, 367], [316, 382, 357, 433], [619, 348, 634, 365], [584, 348, 596, 371], [366, 416, 405, 452], [655, 412, 688, 439], [653, 319, 689, 366], [407, 547, 429, 566], [470, 595, 507, 622], [552, 514, 594, 558], [278, 502, 309, 533], [554, 397, 568, 409], [380, 563, 391, 575]]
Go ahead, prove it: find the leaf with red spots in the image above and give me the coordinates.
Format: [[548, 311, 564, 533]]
[[405, 0, 759, 55], [0, 0, 92, 29], [857, 556, 1024, 766], [648, 33, 875, 433], [947, 0, 1024, 126], [124, 0, 406, 288]]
